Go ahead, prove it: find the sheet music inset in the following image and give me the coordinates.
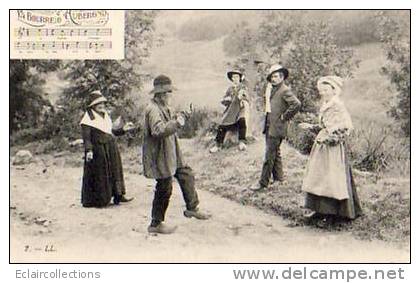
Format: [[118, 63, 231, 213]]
[[10, 10, 124, 59]]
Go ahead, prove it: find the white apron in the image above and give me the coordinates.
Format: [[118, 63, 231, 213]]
[[302, 96, 353, 200]]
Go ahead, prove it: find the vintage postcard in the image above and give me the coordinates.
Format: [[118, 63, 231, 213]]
[[9, 9, 410, 265]]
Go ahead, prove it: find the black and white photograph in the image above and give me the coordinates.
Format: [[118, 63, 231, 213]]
[[9, 9, 410, 265]]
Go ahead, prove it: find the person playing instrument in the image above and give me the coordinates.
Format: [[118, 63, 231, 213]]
[[210, 69, 250, 153]]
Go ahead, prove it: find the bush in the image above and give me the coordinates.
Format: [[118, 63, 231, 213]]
[[349, 123, 409, 172], [177, 107, 218, 139], [287, 116, 410, 174], [284, 21, 359, 113], [10, 128, 44, 146]]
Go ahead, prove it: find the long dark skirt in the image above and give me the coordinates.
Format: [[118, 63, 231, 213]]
[[305, 166, 363, 219], [81, 133, 126, 208]]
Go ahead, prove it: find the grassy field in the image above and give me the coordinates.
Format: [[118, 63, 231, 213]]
[[181, 135, 409, 245]]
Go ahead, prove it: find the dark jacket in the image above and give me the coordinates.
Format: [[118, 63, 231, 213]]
[[142, 98, 185, 179], [263, 82, 301, 138]]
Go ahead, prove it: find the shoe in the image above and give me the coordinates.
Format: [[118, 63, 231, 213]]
[[184, 209, 211, 220], [209, 145, 220, 153], [250, 183, 266, 192], [120, 195, 134, 202], [238, 141, 247, 151], [273, 179, 288, 186], [303, 211, 319, 219], [147, 223, 177, 234]]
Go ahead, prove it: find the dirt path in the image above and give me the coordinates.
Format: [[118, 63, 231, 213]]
[[10, 160, 408, 263]]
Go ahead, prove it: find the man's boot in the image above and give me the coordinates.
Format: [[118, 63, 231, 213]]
[[209, 145, 221, 153], [147, 223, 177, 234], [250, 183, 266, 192], [238, 141, 247, 151], [184, 208, 211, 220]]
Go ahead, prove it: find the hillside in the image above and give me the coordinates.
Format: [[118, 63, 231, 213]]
[[142, 36, 230, 109], [342, 43, 393, 127]]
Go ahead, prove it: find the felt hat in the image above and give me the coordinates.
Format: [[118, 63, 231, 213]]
[[227, 69, 244, 82], [150, 75, 176, 94], [266, 64, 289, 82], [88, 90, 107, 107]]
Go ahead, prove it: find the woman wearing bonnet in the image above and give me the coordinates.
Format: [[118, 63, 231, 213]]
[[302, 76, 362, 221], [80, 90, 135, 208]]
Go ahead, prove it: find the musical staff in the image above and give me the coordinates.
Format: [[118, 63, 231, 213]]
[[14, 27, 112, 38], [14, 41, 113, 51], [11, 10, 124, 59]]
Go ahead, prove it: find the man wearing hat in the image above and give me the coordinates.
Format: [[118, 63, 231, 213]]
[[209, 69, 249, 153], [143, 75, 211, 234], [252, 64, 301, 191]]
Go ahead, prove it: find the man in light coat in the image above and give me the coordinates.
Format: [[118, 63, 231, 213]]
[[252, 64, 301, 191], [143, 75, 210, 234]]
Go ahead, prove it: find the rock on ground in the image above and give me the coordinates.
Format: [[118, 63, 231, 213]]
[[12, 150, 33, 165]]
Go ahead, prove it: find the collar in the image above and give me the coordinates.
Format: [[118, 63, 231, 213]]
[[80, 109, 113, 135], [152, 98, 172, 120]]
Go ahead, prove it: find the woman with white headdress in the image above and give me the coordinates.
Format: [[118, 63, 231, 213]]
[[80, 90, 135, 207], [302, 76, 362, 220]]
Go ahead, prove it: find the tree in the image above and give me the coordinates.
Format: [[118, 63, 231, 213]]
[[283, 21, 358, 113], [224, 12, 359, 114], [55, 10, 158, 139], [223, 12, 359, 153], [375, 11, 410, 137], [9, 60, 61, 132]]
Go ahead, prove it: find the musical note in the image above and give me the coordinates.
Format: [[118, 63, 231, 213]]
[[13, 41, 113, 50], [13, 28, 112, 37], [11, 10, 123, 59]]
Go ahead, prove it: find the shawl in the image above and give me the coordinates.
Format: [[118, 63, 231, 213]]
[[80, 109, 113, 135], [319, 95, 353, 137]]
